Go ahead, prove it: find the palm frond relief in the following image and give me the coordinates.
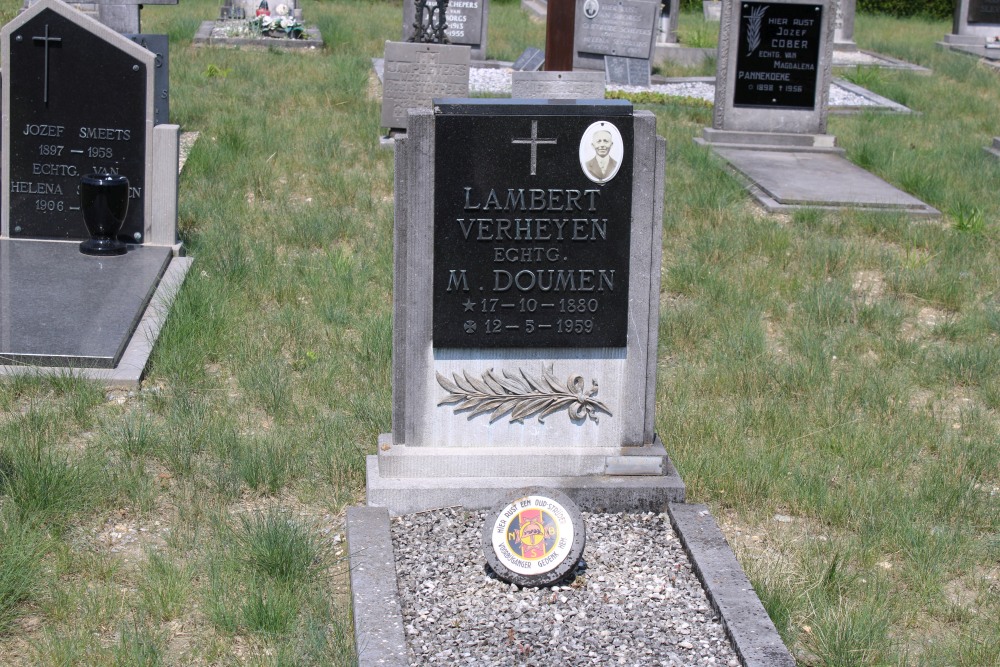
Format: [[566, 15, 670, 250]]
[[436, 364, 611, 424], [746, 4, 767, 56]]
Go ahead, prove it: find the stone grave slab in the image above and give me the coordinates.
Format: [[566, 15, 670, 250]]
[[0, 240, 170, 368], [712, 148, 940, 217], [380, 41, 470, 131], [402, 0, 490, 60], [347, 503, 796, 667], [510, 70, 605, 98], [604, 55, 650, 86], [573, 0, 659, 70], [191, 20, 323, 49]]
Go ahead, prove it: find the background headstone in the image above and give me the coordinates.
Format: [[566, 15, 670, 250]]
[[402, 0, 490, 60], [832, 0, 855, 50], [511, 70, 605, 98], [657, 0, 680, 44], [23, 0, 179, 34], [946, 0, 1000, 46], [573, 0, 659, 70], [380, 41, 470, 131], [127, 34, 169, 126], [710, 0, 835, 136], [703, 0, 722, 21]]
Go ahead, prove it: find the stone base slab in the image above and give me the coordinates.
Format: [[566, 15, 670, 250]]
[[706, 147, 940, 217], [696, 127, 843, 153], [377, 433, 670, 477], [346, 501, 795, 667], [365, 455, 685, 516], [0, 251, 192, 387]]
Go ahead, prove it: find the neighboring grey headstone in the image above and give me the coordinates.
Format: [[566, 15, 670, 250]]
[[483, 488, 586, 587], [832, 0, 856, 50], [657, 0, 680, 44], [402, 0, 490, 60], [512, 46, 545, 71], [573, 0, 659, 70], [710, 0, 835, 136], [380, 41, 470, 131], [511, 70, 605, 98], [1, 0, 181, 245], [127, 34, 169, 126], [604, 55, 651, 86], [946, 0, 1000, 46]]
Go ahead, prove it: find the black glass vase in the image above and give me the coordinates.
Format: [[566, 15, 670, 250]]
[[79, 173, 129, 256]]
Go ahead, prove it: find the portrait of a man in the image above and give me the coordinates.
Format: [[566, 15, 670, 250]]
[[579, 121, 624, 184]]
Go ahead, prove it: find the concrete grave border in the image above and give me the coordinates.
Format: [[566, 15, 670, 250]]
[[192, 20, 324, 49], [347, 502, 796, 667]]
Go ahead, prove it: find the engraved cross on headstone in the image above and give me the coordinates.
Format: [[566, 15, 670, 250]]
[[511, 120, 557, 176], [32, 23, 61, 105]]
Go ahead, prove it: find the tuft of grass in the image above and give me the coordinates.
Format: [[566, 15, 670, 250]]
[[235, 511, 323, 584], [0, 516, 46, 632]]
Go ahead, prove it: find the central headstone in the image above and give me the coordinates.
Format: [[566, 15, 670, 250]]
[[380, 41, 471, 132], [573, 0, 659, 70], [368, 98, 678, 513]]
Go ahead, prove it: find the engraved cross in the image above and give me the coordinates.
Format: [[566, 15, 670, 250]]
[[32, 24, 62, 106], [511, 120, 557, 176]]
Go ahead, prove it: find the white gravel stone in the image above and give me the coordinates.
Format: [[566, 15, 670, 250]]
[[391, 508, 740, 667]]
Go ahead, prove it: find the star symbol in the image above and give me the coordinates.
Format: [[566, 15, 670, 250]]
[[462, 298, 476, 312], [464, 320, 477, 334]]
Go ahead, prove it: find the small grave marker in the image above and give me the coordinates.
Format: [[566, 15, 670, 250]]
[[604, 55, 650, 86], [512, 46, 545, 71], [574, 0, 659, 70], [483, 488, 586, 587]]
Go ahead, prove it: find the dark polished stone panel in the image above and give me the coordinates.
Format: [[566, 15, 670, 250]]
[[8, 8, 147, 242], [969, 0, 1000, 24], [604, 56, 650, 86], [733, 2, 823, 110], [512, 47, 544, 71], [127, 34, 169, 126], [433, 100, 633, 348], [0, 240, 170, 367]]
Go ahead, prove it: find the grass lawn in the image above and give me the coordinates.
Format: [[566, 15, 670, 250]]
[[0, 1, 998, 665]]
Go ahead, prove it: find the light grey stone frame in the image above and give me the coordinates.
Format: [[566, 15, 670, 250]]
[[391, 107, 665, 452], [713, 0, 836, 135]]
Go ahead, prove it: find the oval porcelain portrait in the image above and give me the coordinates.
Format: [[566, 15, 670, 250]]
[[579, 121, 624, 184]]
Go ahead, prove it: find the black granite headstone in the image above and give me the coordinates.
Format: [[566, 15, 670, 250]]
[[127, 34, 169, 126], [7, 8, 149, 242], [732, 2, 823, 110], [604, 56, 651, 86], [969, 0, 1000, 24], [432, 99, 633, 349]]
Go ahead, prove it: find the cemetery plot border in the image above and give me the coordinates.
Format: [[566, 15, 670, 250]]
[[192, 19, 324, 49]]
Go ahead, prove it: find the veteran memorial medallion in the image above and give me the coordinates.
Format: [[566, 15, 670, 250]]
[[483, 488, 586, 586], [733, 2, 823, 110], [433, 100, 634, 348]]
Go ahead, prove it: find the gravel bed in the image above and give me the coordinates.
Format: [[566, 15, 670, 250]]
[[470, 66, 884, 107], [392, 508, 741, 667]]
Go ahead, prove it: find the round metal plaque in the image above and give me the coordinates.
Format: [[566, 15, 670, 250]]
[[482, 487, 585, 587]]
